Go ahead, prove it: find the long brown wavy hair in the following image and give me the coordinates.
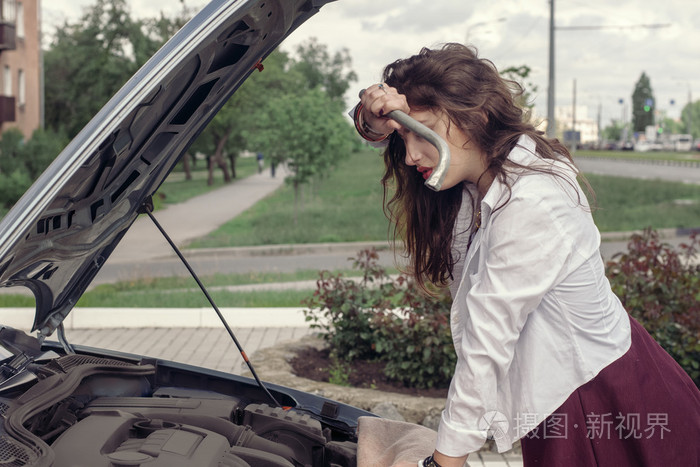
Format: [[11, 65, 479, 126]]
[[381, 43, 584, 293]]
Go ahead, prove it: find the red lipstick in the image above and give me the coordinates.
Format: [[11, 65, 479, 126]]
[[417, 166, 433, 180]]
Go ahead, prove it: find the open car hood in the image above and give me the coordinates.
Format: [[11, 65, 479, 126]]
[[0, 0, 334, 337]]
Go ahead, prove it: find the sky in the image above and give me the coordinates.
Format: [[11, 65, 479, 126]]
[[44, 0, 700, 130]]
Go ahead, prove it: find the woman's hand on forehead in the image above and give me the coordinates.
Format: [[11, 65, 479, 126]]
[[360, 83, 410, 136]]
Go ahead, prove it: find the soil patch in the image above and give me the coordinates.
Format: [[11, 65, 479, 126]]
[[289, 346, 449, 399]]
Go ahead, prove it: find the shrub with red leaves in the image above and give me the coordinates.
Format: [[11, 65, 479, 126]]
[[605, 228, 700, 386], [302, 248, 455, 389]]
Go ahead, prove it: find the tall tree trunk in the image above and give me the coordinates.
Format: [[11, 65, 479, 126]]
[[207, 155, 214, 186], [207, 135, 232, 185], [182, 152, 192, 180], [228, 153, 237, 179], [293, 180, 299, 226]]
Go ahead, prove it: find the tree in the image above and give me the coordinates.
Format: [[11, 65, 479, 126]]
[[44, 0, 153, 137], [195, 37, 359, 186], [658, 116, 683, 137], [601, 120, 625, 142], [246, 88, 355, 223], [193, 50, 304, 184], [289, 38, 357, 105], [679, 100, 700, 139], [500, 65, 538, 112], [43, 0, 193, 139], [631, 72, 655, 133], [0, 128, 68, 210]]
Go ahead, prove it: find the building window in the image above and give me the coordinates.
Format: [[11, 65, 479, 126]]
[[0, 0, 17, 22], [15, 1, 23, 38], [17, 68, 24, 106], [3, 65, 11, 96]]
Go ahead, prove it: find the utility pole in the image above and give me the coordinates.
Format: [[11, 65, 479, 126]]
[[546, 0, 555, 137], [571, 78, 576, 153], [597, 102, 602, 147], [688, 87, 693, 137], [546, 7, 669, 141]]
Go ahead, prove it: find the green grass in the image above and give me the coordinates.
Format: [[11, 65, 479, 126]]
[[74, 288, 313, 308], [91, 270, 328, 292], [188, 147, 389, 248], [586, 174, 700, 231], [155, 156, 258, 206], [0, 267, 398, 308], [0, 289, 312, 308]]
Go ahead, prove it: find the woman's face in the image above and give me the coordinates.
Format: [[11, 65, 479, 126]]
[[397, 108, 488, 192]]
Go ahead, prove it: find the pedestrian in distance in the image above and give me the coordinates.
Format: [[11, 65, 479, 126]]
[[352, 43, 700, 467], [256, 152, 264, 173]]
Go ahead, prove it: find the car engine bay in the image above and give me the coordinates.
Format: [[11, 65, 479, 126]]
[[0, 329, 359, 467]]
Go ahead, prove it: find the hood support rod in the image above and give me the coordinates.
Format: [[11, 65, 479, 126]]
[[139, 199, 282, 408]]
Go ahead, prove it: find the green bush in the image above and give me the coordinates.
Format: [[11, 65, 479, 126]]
[[605, 228, 700, 386], [302, 248, 456, 389], [0, 169, 32, 209], [372, 289, 455, 389], [0, 127, 67, 210]]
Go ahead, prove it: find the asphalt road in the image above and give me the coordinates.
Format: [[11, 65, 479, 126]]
[[573, 156, 700, 185], [90, 234, 695, 289]]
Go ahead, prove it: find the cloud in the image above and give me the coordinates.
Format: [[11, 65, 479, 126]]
[[48, 0, 700, 126]]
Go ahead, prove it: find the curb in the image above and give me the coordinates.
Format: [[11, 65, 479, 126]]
[[177, 228, 700, 258], [599, 227, 700, 242], [573, 155, 700, 169], [179, 241, 393, 258], [3, 307, 309, 331]]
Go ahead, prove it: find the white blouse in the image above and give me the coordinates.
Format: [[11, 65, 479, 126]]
[[436, 135, 631, 456]]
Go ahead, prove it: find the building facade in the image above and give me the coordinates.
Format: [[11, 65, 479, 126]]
[[555, 105, 599, 145], [0, 0, 41, 139]]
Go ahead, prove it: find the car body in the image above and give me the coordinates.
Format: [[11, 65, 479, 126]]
[[634, 140, 654, 153], [0, 1, 373, 466], [620, 141, 634, 151]]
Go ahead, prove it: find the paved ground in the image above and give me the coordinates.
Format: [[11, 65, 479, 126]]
[[109, 166, 286, 264]]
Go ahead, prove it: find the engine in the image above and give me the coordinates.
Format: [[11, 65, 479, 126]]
[[0, 352, 358, 467]]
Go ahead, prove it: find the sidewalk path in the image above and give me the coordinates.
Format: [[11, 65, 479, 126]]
[[110, 166, 285, 264]]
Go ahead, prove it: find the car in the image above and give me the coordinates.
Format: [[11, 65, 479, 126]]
[[634, 140, 653, 153], [0, 1, 374, 466]]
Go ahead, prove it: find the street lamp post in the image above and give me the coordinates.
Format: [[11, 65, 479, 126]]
[[546, 0, 556, 138]]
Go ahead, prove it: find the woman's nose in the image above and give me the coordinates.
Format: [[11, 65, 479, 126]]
[[404, 145, 420, 166]]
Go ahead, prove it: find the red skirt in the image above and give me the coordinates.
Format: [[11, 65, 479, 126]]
[[520, 316, 700, 466]]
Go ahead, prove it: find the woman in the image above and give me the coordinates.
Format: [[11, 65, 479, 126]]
[[353, 43, 700, 467]]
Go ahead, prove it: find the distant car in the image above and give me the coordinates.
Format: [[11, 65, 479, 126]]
[[694, 139, 700, 151], [634, 140, 652, 152], [0, 1, 372, 466], [671, 134, 693, 152], [621, 141, 634, 151]]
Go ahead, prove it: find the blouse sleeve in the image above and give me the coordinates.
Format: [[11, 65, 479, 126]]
[[436, 181, 582, 456]]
